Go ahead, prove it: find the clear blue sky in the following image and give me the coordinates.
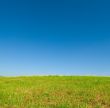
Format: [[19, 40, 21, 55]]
[[0, 0, 110, 76]]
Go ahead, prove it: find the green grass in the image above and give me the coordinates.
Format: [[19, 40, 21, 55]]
[[0, 76, 110, 108]]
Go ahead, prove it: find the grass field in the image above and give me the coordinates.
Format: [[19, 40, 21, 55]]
[[0, 76, 110, 108]]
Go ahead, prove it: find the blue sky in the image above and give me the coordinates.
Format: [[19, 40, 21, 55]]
[[0, 0, 110, 76]]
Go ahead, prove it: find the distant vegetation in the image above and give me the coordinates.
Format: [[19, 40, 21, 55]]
[[0, 76, 110, 108]]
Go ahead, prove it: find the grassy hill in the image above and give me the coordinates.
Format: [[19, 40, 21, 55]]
[[0, 76, 110, 108]]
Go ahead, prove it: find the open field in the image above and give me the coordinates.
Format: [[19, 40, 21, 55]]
[[0, 76, 110, 108]]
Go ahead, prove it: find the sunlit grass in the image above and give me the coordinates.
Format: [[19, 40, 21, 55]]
[[0, 76, 110, 108]]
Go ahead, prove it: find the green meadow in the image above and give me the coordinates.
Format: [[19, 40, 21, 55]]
[[0, 76, 110, 108]]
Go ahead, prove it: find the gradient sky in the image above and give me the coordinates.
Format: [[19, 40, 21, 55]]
[[0, 0, 110, 76]]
